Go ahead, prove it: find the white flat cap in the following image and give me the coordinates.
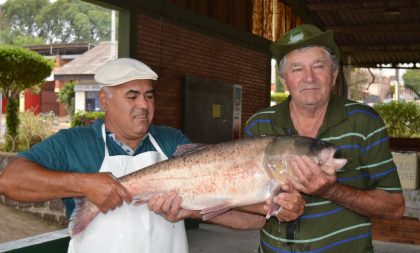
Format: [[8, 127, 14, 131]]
[[95, 58, 158, 86]]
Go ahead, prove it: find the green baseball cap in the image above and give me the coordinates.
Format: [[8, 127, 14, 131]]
[[270, 24, 340, 61]]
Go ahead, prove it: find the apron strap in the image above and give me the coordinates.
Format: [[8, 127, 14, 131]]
[[148, 133, 168, 160], [101, 124, 110, 157]]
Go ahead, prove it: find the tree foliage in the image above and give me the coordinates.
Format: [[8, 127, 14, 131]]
[[36, 0, 112, 43], [402, 69, 420, 97], [0, 45, 52, 99], [0, 0, 112, 45], [0, 45, 53, 150], [57, 81, 75, 116], [0, 0, 48, 45], [0, 7, 8, 44]]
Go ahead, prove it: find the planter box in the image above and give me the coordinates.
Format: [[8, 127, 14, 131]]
[[392, 152, 419, 190]]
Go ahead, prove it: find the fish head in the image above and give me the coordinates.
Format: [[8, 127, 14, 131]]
[[263, 136, 347, 183]]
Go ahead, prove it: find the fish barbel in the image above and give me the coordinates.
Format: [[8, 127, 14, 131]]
[[70, 135, 347, 236]]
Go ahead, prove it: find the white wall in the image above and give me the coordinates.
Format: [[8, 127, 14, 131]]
[[75, 91, 85, 112]]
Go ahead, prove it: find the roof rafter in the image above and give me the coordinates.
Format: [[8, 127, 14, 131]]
[[328, 23, 420, 33], [307, 1, 420, 12]]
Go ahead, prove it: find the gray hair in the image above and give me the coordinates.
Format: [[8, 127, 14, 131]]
[[100, 86, 112, 98], [278, 46, 339, 78]]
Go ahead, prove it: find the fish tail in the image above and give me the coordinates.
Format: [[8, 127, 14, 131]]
[[69, 198, 99, 237]]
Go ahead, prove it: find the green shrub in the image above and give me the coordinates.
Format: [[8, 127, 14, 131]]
[[2, 111, 56, 152], [271, 92, 289, 104], [57, 81, 75, 116], [373, 101, 420, 138], [71, 111, 104, 127], [5, 98, 19, 151], [0, 45, 53, 149]]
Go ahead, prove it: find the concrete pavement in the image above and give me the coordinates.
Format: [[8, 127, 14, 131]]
[[0, 204, 64, 244], [188, 223, 420, 253], [1, 213, 420, 253], [188, 223, 259, 253]]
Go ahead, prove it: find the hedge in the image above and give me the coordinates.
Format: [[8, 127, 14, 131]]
[[373, 101, 420, 138]]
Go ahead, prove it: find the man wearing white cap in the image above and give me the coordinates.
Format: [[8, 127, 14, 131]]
[[0, 58, 190, 253]]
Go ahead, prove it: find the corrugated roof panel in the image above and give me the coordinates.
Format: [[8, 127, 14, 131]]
[[287, 0, 420, 67]]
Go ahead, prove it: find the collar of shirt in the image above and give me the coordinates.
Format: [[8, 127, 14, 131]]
[[92, 119, 156, 156], [107, 133, 136, 155], [106, 132, 149, 156], [271, 95, 348, 136]]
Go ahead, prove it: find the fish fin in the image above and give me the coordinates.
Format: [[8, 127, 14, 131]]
[[133, 200, 148, 206], [265, 203, 282, 219], [201, 207, 232, 221], [131, 192, 167, 206], [200, 202, 233, 221], [266, 183, 283, 219], [132, 194, 150, 206], [173, 143, 211, 157], [69, 198, 100, 237]]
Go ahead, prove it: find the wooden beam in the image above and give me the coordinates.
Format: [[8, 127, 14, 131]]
[[328, 23, 420, 33], [341, 45, 420, 51], [340, 42, 420, 49], [282, 0, 324, 27], [343, 49, 420, 54], [306, 1, 420, 12]]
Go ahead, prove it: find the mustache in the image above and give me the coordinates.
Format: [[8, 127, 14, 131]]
[[299, 82, 320, 90], [133, 109, 148, 117]]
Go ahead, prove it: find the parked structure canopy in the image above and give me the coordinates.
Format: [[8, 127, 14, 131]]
[[282, 0, 420, 69]]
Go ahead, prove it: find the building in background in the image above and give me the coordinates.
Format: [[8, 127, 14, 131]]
[[54, 42, 117, 113], [3, 43, 94, 116]]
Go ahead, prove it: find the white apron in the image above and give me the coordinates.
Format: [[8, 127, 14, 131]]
[[68, 125, 188, 253]]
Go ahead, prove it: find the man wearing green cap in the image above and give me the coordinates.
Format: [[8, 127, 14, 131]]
[[144, 24, 404, 252], [146, 24, 404, 253], [243, 24, 405, 252]]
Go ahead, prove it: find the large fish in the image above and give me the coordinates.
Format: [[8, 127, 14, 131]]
[[70, 135, 347, 236]]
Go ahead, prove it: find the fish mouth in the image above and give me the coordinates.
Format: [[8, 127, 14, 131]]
[[310, 139, 336, 164]]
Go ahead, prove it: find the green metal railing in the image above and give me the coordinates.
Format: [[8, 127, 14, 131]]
[[0, 220, 199, 252], [0, 229, 69, 253]]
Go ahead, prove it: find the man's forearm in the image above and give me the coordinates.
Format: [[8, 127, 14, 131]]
[[323, 183, 405, 219], [208, 209, 266, 230], [0, 157, 86, 202]]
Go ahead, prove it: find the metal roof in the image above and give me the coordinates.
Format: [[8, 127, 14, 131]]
[[25, 43, 94, 56], [282, 0, 420, 68], [54, 42, 118, 80]]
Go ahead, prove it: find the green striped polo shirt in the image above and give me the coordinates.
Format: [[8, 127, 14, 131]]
[[245, 95, 402, 253], [18, 119, 190, 218]]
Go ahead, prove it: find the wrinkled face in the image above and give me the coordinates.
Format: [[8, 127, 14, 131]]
[[100, 79, 155, 142], [280, 47, 338, 108]]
